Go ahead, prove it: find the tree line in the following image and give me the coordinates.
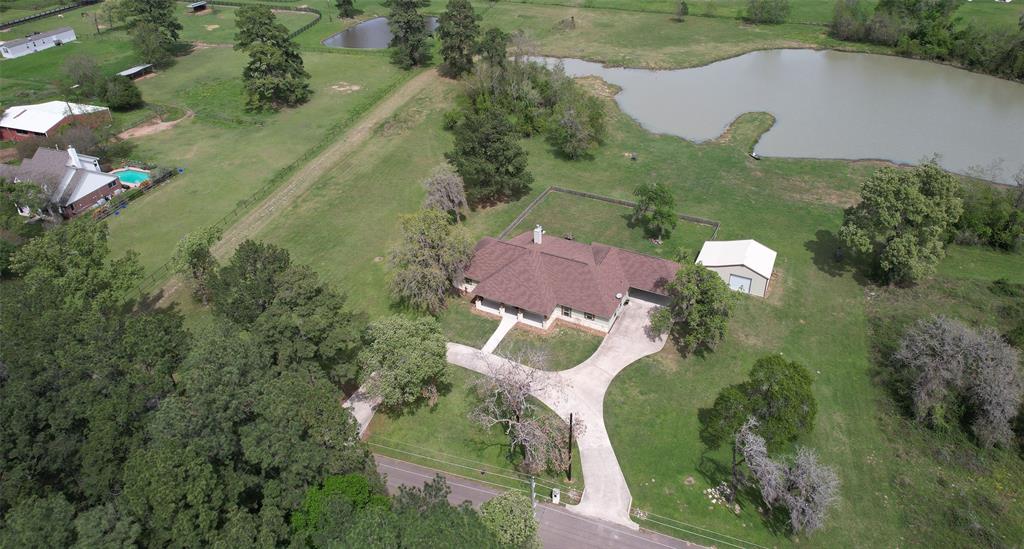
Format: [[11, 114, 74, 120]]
[[831, 0, 1024, 80], [0, 219, 537, 546]]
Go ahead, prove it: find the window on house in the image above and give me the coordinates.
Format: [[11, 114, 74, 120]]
[[561, 306, 572, 317], [15, 129, 28, 135], [584, 312, 595, 321], [107, 181, 115, 187]]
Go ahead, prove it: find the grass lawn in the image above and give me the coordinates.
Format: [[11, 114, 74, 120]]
[[507, 190, 716, 261], [104, 48, 408, 276], [439, 299, 500, 349], [367, 366, 586, 501], [494, 325, 604, 371], [939, 244, 1024, 284]]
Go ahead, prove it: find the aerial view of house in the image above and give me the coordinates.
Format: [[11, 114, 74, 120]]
[[0, 147, 120, 217], [462, 226, 680, 332], [0, 0, 1021, 547]]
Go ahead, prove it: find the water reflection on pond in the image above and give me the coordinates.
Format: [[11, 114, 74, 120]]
[[322, 16, 439, 49], [538, 50, 1024, 185]]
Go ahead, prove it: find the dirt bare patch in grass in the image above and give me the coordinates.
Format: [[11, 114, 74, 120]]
[[331, 81, 362, 93], [205, 24, 220, 30], [118, 110, 195, 139]]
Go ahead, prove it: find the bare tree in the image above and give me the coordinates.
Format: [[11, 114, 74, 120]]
[[736, 418, 785, 504], [894, 316, 1023, 447], [422, 164, 468, 223], [781, 447, 840, 535], [735, 418, 840, 535], [469, 350, 584, 474], [966, 327, 1024, 448]]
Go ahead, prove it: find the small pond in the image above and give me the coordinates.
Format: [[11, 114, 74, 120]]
[[538, 50, 1024, 185], [322, 16, 438, 49]]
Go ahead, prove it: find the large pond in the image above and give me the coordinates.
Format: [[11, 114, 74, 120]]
[[540, 50, 1024, 185], [322, 16, 438, 49]]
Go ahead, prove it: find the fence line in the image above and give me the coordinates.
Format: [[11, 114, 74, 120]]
[[499, 185, 722, 241], [0, 0, 97, 30], [93, 169, 178, 222], [175, 0, 322, 39]]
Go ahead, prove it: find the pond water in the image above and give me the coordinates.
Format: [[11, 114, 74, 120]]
[[539, 50, 1024, 185], [321, 16, 439, 49]]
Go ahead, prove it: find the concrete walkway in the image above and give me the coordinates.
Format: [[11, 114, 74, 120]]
[[446, 298, 667, 529], [481, 313, 518, 354], [343, 382, 382, 439]]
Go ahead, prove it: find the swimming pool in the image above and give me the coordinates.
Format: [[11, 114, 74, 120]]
[[113, 168, 151, 186]]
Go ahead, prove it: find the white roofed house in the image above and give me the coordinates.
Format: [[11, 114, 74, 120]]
[[696, 239, 778, 297], [0, 101, 112, 142], [0, 147, 122, 218], [0, 27, 76, 59]]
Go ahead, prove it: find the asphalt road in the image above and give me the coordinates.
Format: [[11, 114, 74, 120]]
[[375, 455, 706, 549]]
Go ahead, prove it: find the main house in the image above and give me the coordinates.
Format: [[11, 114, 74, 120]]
[[460, 226, 680, 333], [0, 101, 111, 142], [0, 147, 121, 218]]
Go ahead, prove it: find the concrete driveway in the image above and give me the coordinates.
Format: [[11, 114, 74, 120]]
[[446, 298, 667, 529]]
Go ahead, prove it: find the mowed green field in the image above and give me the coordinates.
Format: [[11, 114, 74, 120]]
[[104, 48, 408, 276]]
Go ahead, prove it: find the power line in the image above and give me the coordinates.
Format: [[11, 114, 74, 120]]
[[367, 441, 573, 498], [637, 512, 770, 549]]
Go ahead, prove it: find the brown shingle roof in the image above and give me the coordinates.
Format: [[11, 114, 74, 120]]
[[466, 231, 679, 318]]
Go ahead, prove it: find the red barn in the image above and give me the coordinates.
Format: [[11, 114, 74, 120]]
[[0, 101, 111, 142]]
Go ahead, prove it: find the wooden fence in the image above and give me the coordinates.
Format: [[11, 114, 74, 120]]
[[499, 186, 721, 240]]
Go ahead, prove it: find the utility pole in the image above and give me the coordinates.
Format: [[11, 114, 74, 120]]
[[567, 412, 574, 482], [530, 476, 537, 518]]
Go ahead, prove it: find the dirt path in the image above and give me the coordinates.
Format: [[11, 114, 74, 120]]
[[118, 110, 194, 139], [156, 69, 440, 306]]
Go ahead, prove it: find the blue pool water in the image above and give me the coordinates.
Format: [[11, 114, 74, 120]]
[[116, 168, 150, 185]]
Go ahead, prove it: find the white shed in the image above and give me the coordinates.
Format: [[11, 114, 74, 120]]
[[0, 27, 77, 59], [696, 239, 777, 297]]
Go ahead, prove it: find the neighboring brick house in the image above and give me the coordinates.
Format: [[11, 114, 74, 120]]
[[0, 147, 121, 218], [0, 101, 111, 142], [460, 225, 680, 333]]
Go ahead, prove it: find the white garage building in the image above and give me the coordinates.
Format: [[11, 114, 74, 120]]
[[696, 239, 777, 297]]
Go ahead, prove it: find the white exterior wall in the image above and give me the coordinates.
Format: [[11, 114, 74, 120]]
[[550, 300, 624, 333], [475, 297, 501, 315], [460, 279, 478, 293], [707, 265, 769, 297], [1, 29, 77, 59]]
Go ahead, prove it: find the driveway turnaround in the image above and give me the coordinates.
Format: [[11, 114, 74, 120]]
[[446, 298, 667, 529], [376, 454, 704, 549]]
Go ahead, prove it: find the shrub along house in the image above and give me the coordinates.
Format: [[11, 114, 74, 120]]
[[460, 225, 680, 333], [0, 101, 111, 142], [0, 147, 121, 218]]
